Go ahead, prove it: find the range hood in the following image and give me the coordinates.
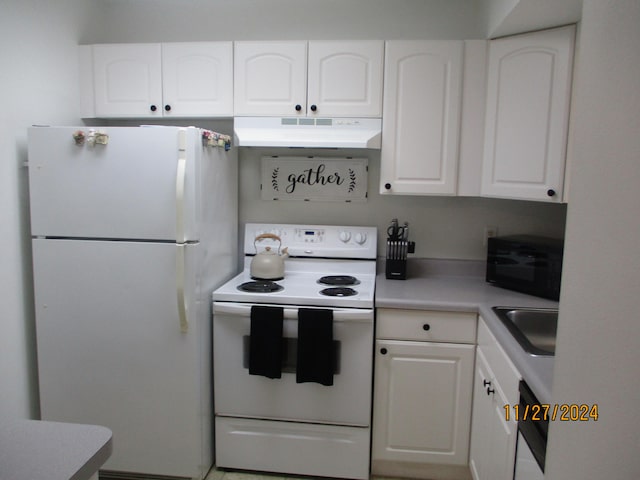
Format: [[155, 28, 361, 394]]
[[233, 116, 382, 149]]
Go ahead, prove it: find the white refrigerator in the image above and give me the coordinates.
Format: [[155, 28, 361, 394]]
[[28, 126, 238, 480]]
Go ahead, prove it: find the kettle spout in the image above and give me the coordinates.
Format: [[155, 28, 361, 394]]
[[281, 247, 289, 259]]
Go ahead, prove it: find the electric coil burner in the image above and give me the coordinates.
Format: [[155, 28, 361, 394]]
[[320, 287, 358, 297], [212, 223, 377, 480], [237, 280, 284, 293], [318, 275, 361, 286]]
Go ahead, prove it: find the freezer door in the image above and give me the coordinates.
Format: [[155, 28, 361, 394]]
[[32, 238, 211, 478], [28, 126, 200, 241]]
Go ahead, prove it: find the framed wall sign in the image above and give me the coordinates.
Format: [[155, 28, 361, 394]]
[[261, 156, 368, 202]]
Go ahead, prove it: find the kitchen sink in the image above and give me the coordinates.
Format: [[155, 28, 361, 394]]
[[492, 307, 559, 356]]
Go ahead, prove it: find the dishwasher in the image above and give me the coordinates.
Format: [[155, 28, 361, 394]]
[[514, 381, 547, 480]]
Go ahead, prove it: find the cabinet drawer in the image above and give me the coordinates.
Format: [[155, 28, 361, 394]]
[[477, 316, 520, 405], [377, 309, 477, 344]]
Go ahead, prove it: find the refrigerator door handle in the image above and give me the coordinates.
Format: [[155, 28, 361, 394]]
[[175, 130, 188, 244], [176, 244, 188, 333]]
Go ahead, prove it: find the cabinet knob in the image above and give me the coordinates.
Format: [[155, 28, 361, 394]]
[[164, 104, 171, 112], [295, 104, 302, 112], [310, 104, 317, 112], [150, 105, 157, 112], [422, 324, 430, 331], [547, 189, 556, 197], [380, 348, 388, 355], [384, 183, 391, 190], [486, 387, 495, 396], [483, 379, 491, 387]]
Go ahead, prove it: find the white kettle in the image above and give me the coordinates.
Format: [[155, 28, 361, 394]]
[[250, 233, 289, 280]]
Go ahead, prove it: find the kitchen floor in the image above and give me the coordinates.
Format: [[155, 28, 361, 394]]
[[206, 468, 397, 480]]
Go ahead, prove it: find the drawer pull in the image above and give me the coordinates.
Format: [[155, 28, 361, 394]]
[[486, 386, 495, 396], [483, 379, 491, 387], [422, 324, 431, 331]]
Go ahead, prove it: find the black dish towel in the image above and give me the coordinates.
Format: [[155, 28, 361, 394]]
[[296, 308, 334, 386], [249, 305, 284, 379]]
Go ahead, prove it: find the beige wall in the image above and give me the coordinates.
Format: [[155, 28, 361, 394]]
[[238, 147, 566, 259], [92, 0, 485, 42], [0, 0, 100, 420], [546, 0, 640, 477]]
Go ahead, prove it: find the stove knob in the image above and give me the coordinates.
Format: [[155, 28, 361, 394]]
[[339, 231, 352, 243], [354, 232, 367, 245]]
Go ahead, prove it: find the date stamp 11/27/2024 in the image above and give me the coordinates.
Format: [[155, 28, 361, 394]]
[[504, 403, 599, 422]]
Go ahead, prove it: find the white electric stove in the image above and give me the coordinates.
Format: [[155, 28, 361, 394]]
[[212, 223, 377, 480], [214, 223, 377, 307]]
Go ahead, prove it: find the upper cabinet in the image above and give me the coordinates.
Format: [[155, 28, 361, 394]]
[[161, 43, 233, 117], [308, 41, 384, 117], [234, 40, 384, 117], [89, 44, 162, 118], [380, 41, 464, 195], [81, 42, 233, 118], [233, 41, 306, 117], [481, 26, 575, 202]]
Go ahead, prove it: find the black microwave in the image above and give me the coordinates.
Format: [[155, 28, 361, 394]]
[[486, 235, 563, 300]]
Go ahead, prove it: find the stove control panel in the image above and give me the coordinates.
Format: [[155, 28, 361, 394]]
[[296, 228, 325, 243], [245, 223, 377, 259]]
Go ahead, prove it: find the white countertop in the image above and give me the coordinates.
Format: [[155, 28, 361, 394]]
[[375, 259, 558, 404], [0, 419, 112, 480]]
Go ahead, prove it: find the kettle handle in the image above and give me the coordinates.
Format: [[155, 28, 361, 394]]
[[254, 233, 282, 253]]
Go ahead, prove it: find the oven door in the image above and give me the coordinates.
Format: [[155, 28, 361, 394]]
[[515, 381, 547, 480], [213, 302, 374, 426], [515, 432, 544, 480]]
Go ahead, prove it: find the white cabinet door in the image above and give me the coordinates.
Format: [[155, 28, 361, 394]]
[[481, 25, 575, 202], [161, 42, 233, 117], [380, 41, 463, 195], [234, 41, 307, 116], [372, 339, 475, 466], [469, 348, 492, 480], [469, 320, 520, 480], [93, 43, 163, 118], [234, 41, 383, 117], [307, 41, 383, 117], [87, 42, 233, 118], [486, 385, 518, 480]]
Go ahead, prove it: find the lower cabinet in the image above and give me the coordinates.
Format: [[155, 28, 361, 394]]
[[372, 309, 476, 480], [469, 317, 521, 480]]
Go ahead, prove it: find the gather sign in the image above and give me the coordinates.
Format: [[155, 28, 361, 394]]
[[261, 156, 368, 202]]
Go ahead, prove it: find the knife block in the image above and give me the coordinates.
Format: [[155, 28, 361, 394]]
[[385, 240, 415, 280], [385, 258, 407, 280]]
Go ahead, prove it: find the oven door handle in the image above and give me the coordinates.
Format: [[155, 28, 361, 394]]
[[213, 302, 373, 322]]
